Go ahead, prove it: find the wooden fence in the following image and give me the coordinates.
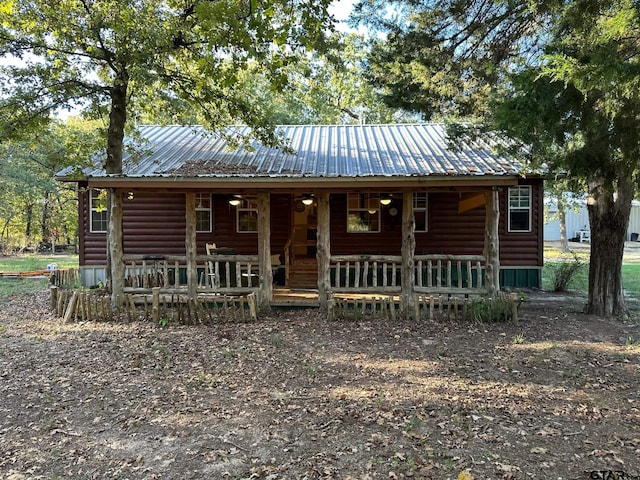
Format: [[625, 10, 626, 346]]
[[51, 287, 257, 324], [330, 292, 519, 322], [49, 267, 80, 288]]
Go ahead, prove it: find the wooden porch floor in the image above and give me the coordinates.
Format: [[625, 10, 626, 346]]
[[270, 288, 404, 309]]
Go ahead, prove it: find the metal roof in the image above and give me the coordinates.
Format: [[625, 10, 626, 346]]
[[70, 124, 522, 180]]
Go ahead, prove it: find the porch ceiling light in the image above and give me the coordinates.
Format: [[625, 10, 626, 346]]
[[302, 195, 314, 206], [379, 195, 392, 206], [228, 195, 241, 206]]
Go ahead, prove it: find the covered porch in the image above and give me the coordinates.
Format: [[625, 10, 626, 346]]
[[106, 189, 501, 316]]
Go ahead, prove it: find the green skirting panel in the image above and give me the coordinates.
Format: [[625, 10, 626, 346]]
[[500, 268, 541, 289]]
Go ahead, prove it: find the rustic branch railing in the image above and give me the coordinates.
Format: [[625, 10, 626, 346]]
[[414, 254, 486, 295], [122, 254, 260, 294], [329, 254, 486, 296], [330, 255, 403, 293]]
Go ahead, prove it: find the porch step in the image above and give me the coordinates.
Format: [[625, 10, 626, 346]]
[[288, 259, 318, 289], [288, 272, 317, 288]]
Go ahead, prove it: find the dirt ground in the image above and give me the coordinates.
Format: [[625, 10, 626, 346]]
[[1, 289, 639, 480]]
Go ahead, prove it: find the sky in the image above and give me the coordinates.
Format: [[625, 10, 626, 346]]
[[328, 0, 358, 31]]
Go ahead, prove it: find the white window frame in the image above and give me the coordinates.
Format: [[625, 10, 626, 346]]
[[236, 196, 258, 233], [347, 193, 381, 233], [413, 193, 428, 232], [195, 193, 212, 233], [508, 186, 532, 232], [89, 188, 108, 233]]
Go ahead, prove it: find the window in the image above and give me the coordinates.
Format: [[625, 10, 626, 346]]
[[237, 196, 258, 233], [195, 193, 212, 233], [414, 193, 428, 232], [347, 193, 380, 233], [90, 188, 108, 233], [508, 186, 531, 232]]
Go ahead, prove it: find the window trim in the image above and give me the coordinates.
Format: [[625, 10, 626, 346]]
[[195, 193, 213, 233], [508, 185, 532, 233], [236, 196, 258, 233], [89, 188, 108, 234], [413, 192, 429, 233], [347, 193, 381, 233]]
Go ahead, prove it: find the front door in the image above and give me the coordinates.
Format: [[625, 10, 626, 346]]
[[288, 198, 318, 288]]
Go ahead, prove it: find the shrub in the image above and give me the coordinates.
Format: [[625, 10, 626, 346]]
[[470, 293, 521, 322], [549, 253, 585, 292]]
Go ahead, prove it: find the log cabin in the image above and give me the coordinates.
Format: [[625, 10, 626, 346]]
[[57, 124, 543, 311]]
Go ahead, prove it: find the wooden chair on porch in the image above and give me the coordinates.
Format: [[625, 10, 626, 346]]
[[205, 243, 217, 288]]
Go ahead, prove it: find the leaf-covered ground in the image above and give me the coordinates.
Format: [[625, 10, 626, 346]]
[[1, 290, 639, 480]]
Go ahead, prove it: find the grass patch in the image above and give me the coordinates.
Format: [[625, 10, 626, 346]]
[[0, 254, 78, 272], [543, 249, 640, 300], [621, 264, 640, 299], [0, 254, 79, 302], [0, 277, 50, 302]]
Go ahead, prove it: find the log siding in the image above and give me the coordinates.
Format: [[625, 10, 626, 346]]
[[78, 179, 543, 273]]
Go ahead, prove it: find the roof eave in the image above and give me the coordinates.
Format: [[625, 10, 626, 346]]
[[78, 174, 523, 190]]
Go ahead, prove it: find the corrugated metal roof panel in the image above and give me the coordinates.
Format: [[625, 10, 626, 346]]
[[71, 123, 522, 179]]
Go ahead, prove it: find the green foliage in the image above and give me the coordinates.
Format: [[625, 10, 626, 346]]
[[352, 0, 543, 120], [469, 294, 519, 322], [0, 0, 334, 152], [0, 119, 100, 251], [548, 253, 586, 292], [232, 32, 411, 125]]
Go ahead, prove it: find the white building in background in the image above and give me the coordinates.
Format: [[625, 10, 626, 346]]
[[545, 197, 640, 241]]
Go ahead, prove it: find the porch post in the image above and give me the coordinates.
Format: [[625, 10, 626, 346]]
[[484, 189, 500, 298], [108, 188, 125, 308], [316, 191, 331, 310], [185, 192, 198, 300], [257, 192, 272, 312], [401, 191, 416, 318]]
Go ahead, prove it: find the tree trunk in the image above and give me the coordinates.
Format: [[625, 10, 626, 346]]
[[105, 80, 128, 175], [40, 191, 50, 244], [105, 76, 128, 307], [25, 203, 33, 239], [559, 207, 568, 252], [557, 194, 569, 252], [585, 177, 633, 317], [484, 190, 500, 298]]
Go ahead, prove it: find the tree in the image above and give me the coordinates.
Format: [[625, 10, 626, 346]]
[[352, 0, 546, 121], [1, 0, 333, 304], [232, 32, 410, 125], [492, 1, 640, 316], [0, 118, 99, 252], [354, 0, 640, 316]]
